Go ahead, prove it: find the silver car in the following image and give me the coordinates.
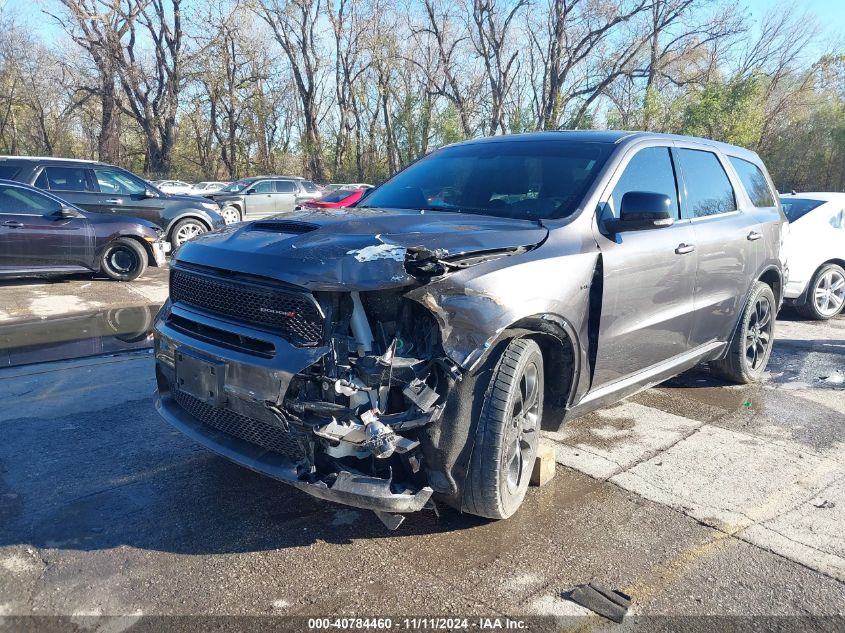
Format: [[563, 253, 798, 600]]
[[205, 176, 323, 224]]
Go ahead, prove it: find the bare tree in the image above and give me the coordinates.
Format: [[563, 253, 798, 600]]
[[254, 0, 327, 180], [467, 0, 526, 134]]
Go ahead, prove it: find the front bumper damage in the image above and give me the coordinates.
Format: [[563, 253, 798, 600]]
[[156, 391, 433, 515], [154, 296, 451, 528]]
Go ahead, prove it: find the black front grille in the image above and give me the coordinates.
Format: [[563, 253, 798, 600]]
[[170, 267, 324, 345], [172, 387, 305, 459]]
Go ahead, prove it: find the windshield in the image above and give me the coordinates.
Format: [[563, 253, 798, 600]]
[[221, 179, 253, 193], [360, 139, 614, 220], [779, 197, 825, 222]]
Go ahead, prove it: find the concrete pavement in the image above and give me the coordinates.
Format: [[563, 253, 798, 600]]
[[0, 309, 842, 623]]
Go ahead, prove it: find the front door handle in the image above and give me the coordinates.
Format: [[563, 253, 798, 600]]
[[675, 243, 695, 255], [747, 230, 763, 241], [105, 198, 123, 204], [3, 221, 23, 228]]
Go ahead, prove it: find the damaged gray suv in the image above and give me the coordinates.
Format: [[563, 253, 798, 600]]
[[154, 131, 785, 526]]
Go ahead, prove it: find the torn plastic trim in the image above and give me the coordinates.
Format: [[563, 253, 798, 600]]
[[156, 392, 434, 514]]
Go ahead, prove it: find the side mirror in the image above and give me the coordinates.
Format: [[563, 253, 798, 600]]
[[605, 191, 675, 233], [52, 206, 80, 219], [245, 188, 256, 195]]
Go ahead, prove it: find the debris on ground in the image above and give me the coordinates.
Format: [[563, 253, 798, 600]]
[[565, 582, 632, 623], [812, 499, 836, 509]]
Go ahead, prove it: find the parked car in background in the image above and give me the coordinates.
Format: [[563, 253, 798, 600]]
[[301, 187, 367, 209], [326, 182, 374, 191], [154, 180, 194, 195], [0, 157, 225, 248], [780, 192, 845, 319], [0, 179, 165, 281], [204, 176, 323, 224], [153, 131, 784, 525], [189, 181, 228, 195]]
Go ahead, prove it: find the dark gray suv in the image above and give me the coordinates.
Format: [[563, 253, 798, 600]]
[[0, 157, 225, 248], [153, 131, 785, 526]]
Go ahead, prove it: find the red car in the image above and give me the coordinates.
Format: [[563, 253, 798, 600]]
[[302, 188, 366, 209]]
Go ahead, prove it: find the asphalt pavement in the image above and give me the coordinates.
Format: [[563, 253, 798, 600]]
[[0, 272, 843, 628]]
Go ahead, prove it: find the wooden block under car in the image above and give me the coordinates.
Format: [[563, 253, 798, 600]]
[[531, 443, 556, 486]]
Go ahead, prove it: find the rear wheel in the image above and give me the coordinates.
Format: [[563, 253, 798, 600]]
[[710, 281, 776, 384], [463, 338, 543, 519], [797, 263, 845, 320], [170, 218, 208, 247], [100, 238, 148, 281], [220, 205, 241, 225]]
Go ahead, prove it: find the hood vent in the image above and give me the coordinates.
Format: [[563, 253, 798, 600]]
[[251, 221, 319, 234]]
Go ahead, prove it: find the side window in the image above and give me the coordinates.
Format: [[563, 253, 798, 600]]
[[42, 166, 94, 192], [0, 184, 61, 214], [93, 168, 147, 195], [275, 180, 296, 193], [676, 149, 736, 218], [831, 209, 844, 230], [610, 147, 680, 217], [251, 180, 274, 193], [728, 157, 775, 207], [300, 180, 319, 193]]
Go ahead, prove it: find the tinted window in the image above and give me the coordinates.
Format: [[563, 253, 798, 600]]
[[610, 147, 679, 217], [251, 180, 274, 193], [94, 167, 146, 195], [42, 166, 94, 192], [360, 140, 615, 220], [779, 197, 825, 223], [0, 184, 61, 214], [677, 149, 736, 218], [320, 189, 358, 203], [301, 180, 319, 193], [275, 180, 296, 193], [729, 157, 775, 207], [0, 165, 20, 180]]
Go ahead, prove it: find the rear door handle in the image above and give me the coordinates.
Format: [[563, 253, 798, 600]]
[[3, 221, 23, 228], [675, 243, 695, 255], [747, 230, 763, 241], [105, 198, 123, 204]]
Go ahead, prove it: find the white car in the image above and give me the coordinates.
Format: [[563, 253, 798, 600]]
[[189, 181, 228, 194], [154, 179, 194, 195], [780, 192, 845, 319]]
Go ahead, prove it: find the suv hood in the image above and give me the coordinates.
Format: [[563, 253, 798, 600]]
[[174, 207, 548, 291]]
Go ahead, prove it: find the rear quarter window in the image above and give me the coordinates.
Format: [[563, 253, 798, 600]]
[[728, 157, 775, 207]]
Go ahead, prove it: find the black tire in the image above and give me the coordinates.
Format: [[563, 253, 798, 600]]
[[796, 263, 845, 320], [100, 237, 148, 281], [463, 338, 544, 519], [710, 281, 776, 384], [170, 218, 208, 247]]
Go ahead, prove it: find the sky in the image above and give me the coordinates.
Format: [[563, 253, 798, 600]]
[[5, 0, 845, 55]]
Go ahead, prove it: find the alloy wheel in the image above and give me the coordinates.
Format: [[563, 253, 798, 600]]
[[745, 295, 773, 371], [174, 222, 204, 246], [221, 206, 240, 225], [813, 268, 845, 317], [504, 361, 540, 495]]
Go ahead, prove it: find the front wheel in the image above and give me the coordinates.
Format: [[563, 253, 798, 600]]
[[220, 205, 241, 225], [100, 238, 148, 281], [170, 218, 208, 247], [797, 263, 845, 320], [463, 338, 543, 519], [710, 281, 776, 384]]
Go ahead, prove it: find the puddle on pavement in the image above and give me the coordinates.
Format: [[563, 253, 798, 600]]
[[0, 305, 160, 368]]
